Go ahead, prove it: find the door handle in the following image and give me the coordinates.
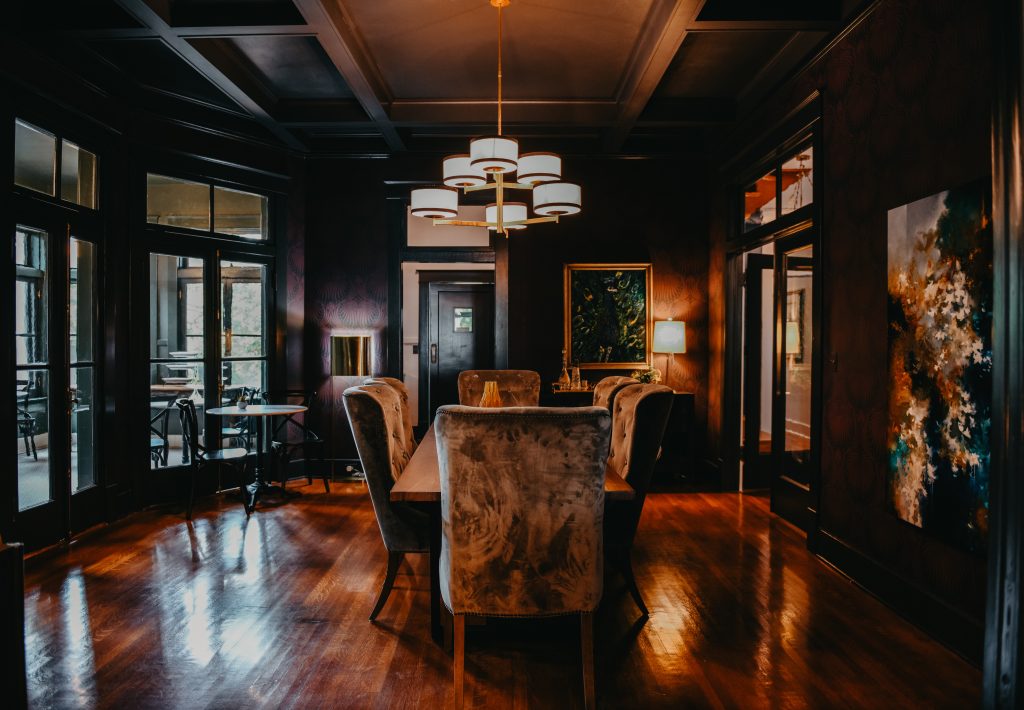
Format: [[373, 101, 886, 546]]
[[430, 344, 438, 364]]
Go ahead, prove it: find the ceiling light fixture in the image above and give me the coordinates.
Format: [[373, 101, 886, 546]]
[[409, 0, 582, 237]]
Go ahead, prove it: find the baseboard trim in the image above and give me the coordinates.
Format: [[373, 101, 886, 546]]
[[815, 529, 983, 666]]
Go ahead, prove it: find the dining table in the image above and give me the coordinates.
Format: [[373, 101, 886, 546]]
[[390, 426, 635, 645], [207, 404, 308, 512]]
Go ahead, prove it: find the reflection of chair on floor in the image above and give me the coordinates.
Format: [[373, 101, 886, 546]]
[[150, 399, 174, 467], [267, 390, 330, 493], [176, 398, 249, 519], [16, 380, 37, 461]]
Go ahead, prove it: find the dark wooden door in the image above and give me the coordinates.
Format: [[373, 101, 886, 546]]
[[741, 253, 774, 490], [426, 282, 495, 419]]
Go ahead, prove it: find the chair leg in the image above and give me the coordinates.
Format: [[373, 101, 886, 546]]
[[369, 551, 403, 621], [616, 549, 649, 616], [319, 448, 330, 493], [454, 614, 466, 710], [581, 611, 595, 710], [186, 464, 197, 520]]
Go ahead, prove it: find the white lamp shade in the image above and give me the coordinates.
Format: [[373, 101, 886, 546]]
[[485, 202, 528, 230], [533, 181, 582, 216], [470, 135, 519, 173], [652, 319, 686, 354], [410, 187, 458, 219], [516, 152, 562, 184], [442, 154, 487, 187]]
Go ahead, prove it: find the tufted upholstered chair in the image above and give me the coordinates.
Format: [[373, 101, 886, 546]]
[[365, 376, 416, 456], [343, 383, 429, 620], [592, 375, 640, 410], [435, 405, 611, 709], [604, 383, 674, 616], [457, 369, 541, 407]]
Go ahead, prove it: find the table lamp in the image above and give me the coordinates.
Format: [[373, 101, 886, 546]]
[[652, 319, 686, 387], [330, 335, 371, 377]]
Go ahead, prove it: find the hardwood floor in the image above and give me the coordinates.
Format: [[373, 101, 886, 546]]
[[23, 483, 979, 709]]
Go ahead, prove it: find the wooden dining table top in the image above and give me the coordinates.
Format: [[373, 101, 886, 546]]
[[390, 426, 635, 503]]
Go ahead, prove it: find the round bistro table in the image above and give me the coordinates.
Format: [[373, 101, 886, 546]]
[[208, 404, 308, 512]]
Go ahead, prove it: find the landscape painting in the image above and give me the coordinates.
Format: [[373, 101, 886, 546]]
[[564, 264, 652, 369], [887, 179, 992, 553]]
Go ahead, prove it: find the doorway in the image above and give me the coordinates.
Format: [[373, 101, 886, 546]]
[[10, 208, 104, 548], [737, 231, 818, 531], [419, 277, 495, 424]]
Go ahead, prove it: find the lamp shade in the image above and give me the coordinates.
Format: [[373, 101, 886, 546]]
[[533, 181, 582, 216], [470, 135, 519, 173], [410, 186, 458, 219], [516, 152, 561, 184], [485, 202, 528, 230], [652, 319, 686, 354], [785, 321, 801, 355], [330, 335, 371, 377], [442, 154, 487, 187]]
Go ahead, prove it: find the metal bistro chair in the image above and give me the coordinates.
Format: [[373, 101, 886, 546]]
[[16, 381, 38, 461], [175, 398, 250, 519], [267, 390, 330, 493], [149, 399, 175, 467]]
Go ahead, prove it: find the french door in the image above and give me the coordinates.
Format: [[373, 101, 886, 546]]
[[9, 201, 104, 548], [769, 231, 817, 530], [141, 239, 271, 503]]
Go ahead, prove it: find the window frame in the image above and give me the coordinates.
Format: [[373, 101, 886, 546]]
[[13, 117, 100, 211], [739, 136, 815, 241]]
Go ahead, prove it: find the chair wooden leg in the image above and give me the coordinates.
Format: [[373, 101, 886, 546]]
[[369, 551, 403, 621], [580, 611, 595, 710], [454, 614, 465, 710], [618, 549, 649, 616]]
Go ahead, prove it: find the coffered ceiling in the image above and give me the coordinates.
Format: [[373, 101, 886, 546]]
[[11, 0, 859, 155]]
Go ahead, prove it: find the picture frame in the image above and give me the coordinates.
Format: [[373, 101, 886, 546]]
[[563, 263, 653, 370]]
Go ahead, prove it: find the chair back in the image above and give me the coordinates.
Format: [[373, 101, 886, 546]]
[[365, 377, 415, 455], [592, 376, 640, 410], [343, 384, 424, 552], [435, 405, 611, 617], [457, 370, 541, 407], [265, 390, 319, 442], [175, 398, 203, 465], [605, 384, 674, 548]]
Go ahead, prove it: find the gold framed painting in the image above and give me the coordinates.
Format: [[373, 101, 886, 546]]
[[563, 263, 653, 369]]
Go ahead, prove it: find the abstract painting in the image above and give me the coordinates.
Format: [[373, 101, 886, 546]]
[[564, 264, 652, 369], [887, 179, 992, 553]]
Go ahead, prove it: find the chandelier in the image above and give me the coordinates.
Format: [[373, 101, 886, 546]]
[[409, 0, 582, 237]]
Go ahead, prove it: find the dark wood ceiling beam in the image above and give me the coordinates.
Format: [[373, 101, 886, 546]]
[[111, 0, 306, 151], [389, 99, 619, 126], [688, 19, 839, 31], [60, 25, 314, 40], [637, 97, 736, 125], [275, 99, 370, 124], [292, 0, 404, 151], [605, 0, 707, 151]]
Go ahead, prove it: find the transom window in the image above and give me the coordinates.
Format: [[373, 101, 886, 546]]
[[14, 119, 98, 209], [743, 144, 813, 233], [146, 173, 269, 240]]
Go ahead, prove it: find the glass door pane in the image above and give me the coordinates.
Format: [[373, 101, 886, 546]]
[[779, 243, 814, 484], [220, 260, 268, 400], [15, 226, 51, 510], [150, 253, 205, 467], [70, 238, 96, 491]]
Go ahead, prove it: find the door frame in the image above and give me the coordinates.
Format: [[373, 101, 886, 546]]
[[418, 275, 495, 428], [741, 252, 774, 490]]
